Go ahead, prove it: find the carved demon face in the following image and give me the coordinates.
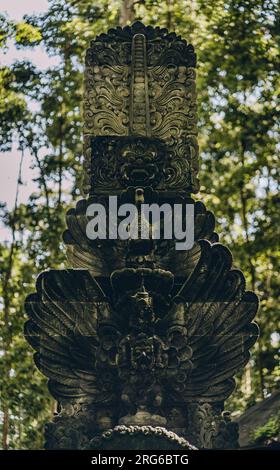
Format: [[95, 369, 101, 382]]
[[118, 138, 165, 186], [117, 333, 168, 372], [130, 334, 156, 370]]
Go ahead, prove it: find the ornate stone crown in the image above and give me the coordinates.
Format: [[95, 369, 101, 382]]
[[83, 22, 199, 195]]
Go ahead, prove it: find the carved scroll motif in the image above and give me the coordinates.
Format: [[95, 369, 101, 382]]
[[83, 22, 199, 194], [83, 65, 130, 136]]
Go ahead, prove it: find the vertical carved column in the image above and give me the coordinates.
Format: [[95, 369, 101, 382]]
[[129, 34, 151, 136], [24, 22, 259, 450]]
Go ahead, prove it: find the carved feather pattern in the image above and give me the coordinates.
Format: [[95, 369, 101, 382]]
[[25, 239, 258, 405], [175, 240, 259, 401], [63, 198, 218, 275]]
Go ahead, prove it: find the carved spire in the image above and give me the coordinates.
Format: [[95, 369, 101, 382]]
[[129, 34, 151, 136]]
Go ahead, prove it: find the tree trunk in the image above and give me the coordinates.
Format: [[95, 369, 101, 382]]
[[2, 403, 9, 450], [33, 148, 51, 220], [58, 118, 63, 206], [166, 0, 173, 30], [119, 0, 136, 26], [257, 341, 265, 399], [239, 138, 264, 400], [1, 150, 24, 449]]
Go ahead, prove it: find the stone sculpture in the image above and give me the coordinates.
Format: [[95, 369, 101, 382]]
[[25, 22, 259, 450]]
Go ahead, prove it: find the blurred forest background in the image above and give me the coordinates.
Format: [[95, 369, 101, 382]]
[[0, 0, 279, 450]]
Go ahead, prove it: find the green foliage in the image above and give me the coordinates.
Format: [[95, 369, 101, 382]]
[[0, 0, 279, 448], [15, 23, 42, 46], [252, 412, 280, 444], [0, 65, 30, 151]]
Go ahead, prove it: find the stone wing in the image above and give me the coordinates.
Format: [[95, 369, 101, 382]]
[[63, 197, 219, 276], [174, 240, 259, 402], [24, 269, 113, 403]]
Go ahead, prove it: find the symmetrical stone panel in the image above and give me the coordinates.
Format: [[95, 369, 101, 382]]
[[83, 22, 199, 195]]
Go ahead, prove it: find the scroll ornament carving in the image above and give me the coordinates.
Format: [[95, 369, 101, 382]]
[[83, 22, 199, 195], [187, 403, 239, 449]]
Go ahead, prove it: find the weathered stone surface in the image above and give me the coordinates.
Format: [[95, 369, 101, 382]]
[[24, 22, 259, 450], [25, 240, 258, 448], [63, 196, 217, 275], [87, 425, 197, 450], [83, 21, 199, 195]]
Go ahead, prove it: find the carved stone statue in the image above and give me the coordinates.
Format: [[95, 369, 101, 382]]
[[24, 22, 259, 450]]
